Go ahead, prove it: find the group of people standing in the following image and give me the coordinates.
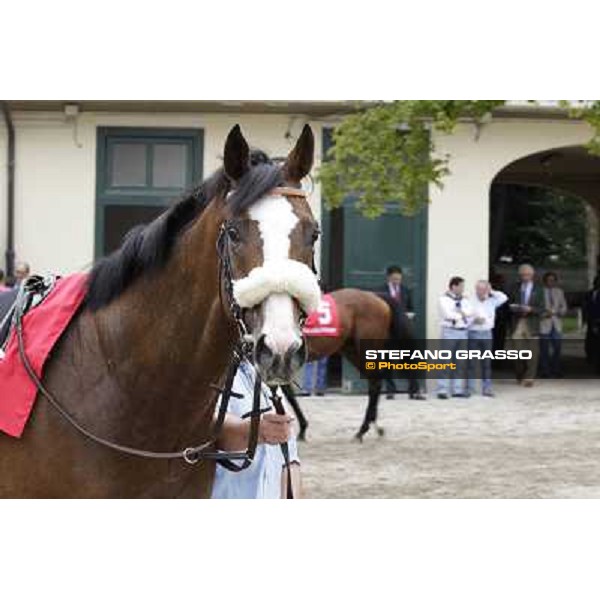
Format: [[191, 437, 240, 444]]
[[437, 263, 570, 398], [437, 275, 508, 397]]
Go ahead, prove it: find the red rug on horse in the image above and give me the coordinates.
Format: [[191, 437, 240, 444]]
[[0, 273, 88, 437]]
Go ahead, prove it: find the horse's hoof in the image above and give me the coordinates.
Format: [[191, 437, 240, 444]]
[[353, 432, 364, 443], [298, 428, 307, 442], [376, 426, 385, 437]]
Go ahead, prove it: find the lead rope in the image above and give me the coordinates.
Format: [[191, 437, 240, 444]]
[[269, 386, 294, 500]]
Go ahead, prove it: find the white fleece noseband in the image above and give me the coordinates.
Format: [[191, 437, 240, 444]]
[[231, 191, 321, 313], [232, 259, 321, 313]]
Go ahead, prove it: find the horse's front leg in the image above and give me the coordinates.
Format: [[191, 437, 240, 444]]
[[355, 378, 383, 442]]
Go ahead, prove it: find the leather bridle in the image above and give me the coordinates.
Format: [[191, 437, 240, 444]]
[[14, 185, 314, 496], [214, 185, 317, 494]]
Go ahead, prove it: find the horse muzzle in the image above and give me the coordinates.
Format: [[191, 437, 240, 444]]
[[241, 291, 311, 384], [254, 334, 306, 385]]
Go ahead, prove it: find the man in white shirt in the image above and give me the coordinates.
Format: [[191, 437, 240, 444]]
[[437, 276, 473, 399], [467, 280, 508, 396]]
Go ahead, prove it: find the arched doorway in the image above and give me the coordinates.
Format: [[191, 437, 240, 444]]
[[491, 145, 600, 283], [489, 145, 600, 374]]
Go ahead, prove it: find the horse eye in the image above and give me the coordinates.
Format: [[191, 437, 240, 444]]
[[227, 226, 241, 244], [311, 228, 320, 244]]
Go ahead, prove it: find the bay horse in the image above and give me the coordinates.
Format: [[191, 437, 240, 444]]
[[0, 124, 320, 498], [282, 288, 424, 441]]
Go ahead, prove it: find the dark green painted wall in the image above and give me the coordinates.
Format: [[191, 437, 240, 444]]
[[320, 127, 428, 391]]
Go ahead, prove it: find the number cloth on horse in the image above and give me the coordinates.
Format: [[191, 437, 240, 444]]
[[0, 273, 88, 438], [302, 294, 341, 337]]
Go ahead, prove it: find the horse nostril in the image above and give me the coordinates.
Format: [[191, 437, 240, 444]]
[[284, 339, 307, 371], [255, 334, 274, 365]]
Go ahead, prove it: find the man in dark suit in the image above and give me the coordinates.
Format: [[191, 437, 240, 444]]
[[507, 263, 545, 386], [381, 265, 413, 313], [380, 265, 425, 400]]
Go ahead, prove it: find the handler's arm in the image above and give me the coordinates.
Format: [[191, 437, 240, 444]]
[[217, 414, 251, 452], [217, 413, 293, 451]]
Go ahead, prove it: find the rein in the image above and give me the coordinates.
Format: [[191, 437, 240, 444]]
[[12, 226, 263, 467], [14, 280, 257, 465], [14, 186, 310, 497]]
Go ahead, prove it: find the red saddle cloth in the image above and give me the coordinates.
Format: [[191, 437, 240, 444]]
[[0, 273, 88, 438], [303, 294, 341, 337]]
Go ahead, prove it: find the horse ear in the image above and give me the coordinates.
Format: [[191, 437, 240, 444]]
[[224, 124, 250, 182], [285, 124, 314, 183]]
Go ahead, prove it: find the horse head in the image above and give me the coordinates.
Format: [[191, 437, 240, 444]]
[[219, 124, 320, 385]]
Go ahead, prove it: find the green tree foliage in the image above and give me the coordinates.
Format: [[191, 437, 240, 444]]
[[319, 101, 504, 217], [492, 185, 587, 267], [567, 100, 600, 154], [319, 100, 600, 217]]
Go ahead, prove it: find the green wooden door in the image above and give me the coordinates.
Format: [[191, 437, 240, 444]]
[[96, 127, 203, 257], [320, 128, 428, 392], [342, 201, 427, 336]]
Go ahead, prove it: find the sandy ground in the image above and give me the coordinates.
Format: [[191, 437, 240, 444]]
[[297, 379, 600, 498]]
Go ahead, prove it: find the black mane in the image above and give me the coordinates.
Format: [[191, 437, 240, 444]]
[[86, 150, 285, 311]]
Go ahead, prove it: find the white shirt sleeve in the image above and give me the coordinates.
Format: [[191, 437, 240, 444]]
[[490, 290, 508, 308], [459, 298, 474, 318], [439, 296, 458, 321]]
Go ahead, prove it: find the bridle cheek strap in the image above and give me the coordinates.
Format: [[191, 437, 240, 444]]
[[232, 259, 321, 314]]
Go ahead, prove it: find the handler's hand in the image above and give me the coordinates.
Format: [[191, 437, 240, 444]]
[[259, 413, 294, 445]]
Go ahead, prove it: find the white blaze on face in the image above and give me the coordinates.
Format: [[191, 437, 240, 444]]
[[249, 194, 301, 352], [261, 293, 300, 354]]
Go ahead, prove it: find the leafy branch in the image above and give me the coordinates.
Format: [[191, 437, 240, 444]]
[[318, 100, 600, 217]]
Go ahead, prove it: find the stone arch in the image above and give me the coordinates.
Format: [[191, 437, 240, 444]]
[[491, 145, 600, 287]]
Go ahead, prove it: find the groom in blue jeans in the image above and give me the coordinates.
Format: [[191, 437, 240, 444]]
[[467, 280, 508, 396], [437, 277, 473, 399]]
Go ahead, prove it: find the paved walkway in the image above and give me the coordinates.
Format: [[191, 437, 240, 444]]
[[298, 379, 600, 498]]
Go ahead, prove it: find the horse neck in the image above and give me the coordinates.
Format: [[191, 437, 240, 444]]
[[93, 201, 237, 439]]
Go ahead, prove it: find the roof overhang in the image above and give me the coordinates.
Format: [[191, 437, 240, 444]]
[[1, 100, 372, 118], [1, 100, 585, 123]]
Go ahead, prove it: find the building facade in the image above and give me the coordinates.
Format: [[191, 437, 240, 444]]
[[1, 101, 598, 347]]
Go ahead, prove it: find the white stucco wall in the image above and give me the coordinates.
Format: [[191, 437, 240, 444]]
[[426, 118, 593, 337], [1, 111, 325, 276], [2, 108, 595, 338], [12, 114, 97, 274]]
